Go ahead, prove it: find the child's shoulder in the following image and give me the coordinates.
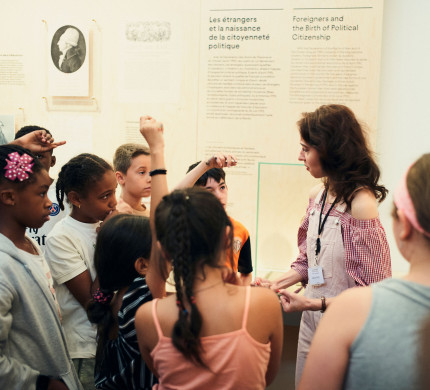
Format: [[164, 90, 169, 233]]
[[116, 198, 134, 214], [46, 215, 74, 238], [229, 216, 249, 235], [0, 237, 19, 270], [250, 285, 279, 303]]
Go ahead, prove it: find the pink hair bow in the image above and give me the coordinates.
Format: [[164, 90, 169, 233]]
[[4, 152, 34, 181]]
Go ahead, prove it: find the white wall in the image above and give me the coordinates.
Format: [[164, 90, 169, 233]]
[[377, 0, 430, 275], [1, 0, 429, 275]]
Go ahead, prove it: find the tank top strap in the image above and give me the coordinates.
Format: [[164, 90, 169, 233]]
[[151, 298, 164, 338], [241, 286, 252, 329]]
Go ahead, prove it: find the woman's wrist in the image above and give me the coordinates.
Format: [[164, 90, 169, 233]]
[[307, 297, 327, 311]]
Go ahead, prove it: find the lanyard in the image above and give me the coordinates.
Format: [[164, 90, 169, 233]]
[[315, 190, 337, 258]]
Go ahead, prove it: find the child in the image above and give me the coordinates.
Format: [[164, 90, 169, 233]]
[[298, 154, 430, 390], [179, 155, 253, 285], [14, 125, 68, 250], [88, 214, 160, 390], [0, 144, 82, 389], [87, 116, 168, 390], [45, 153, 117, 389], [113, 143, 151, 216], [135, 185, 283, 389]]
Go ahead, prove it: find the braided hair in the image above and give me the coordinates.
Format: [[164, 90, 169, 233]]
[[56, 153, 112, 210], [155, 187, 233, 365], [87, 213, 152, 369]]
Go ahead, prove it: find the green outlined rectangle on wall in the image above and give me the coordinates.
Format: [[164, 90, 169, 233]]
[[254, 162, 317, 277]]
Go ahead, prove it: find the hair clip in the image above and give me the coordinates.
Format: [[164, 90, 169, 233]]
[[4, 152, 34, 182], [93, 289, 113, 305]]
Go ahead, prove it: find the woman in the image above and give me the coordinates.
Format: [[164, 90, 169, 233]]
[[254, 104, 391, 385], [298, 153, 430, 390]]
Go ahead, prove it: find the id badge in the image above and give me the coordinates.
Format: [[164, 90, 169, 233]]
[[308, 266, 325, 286]]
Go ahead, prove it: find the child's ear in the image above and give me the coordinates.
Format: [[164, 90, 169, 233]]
[[397, 209, 413, 240], [0, 188, 16, 206], [134, 257, 150, 276], [115, 171, 125, 186], [50, 155, 56, 168], [67, 191, 81, 208]]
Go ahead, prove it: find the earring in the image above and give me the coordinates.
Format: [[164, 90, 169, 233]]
[[77, 204, 81, 209]]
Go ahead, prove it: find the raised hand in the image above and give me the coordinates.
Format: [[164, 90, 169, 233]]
[[139, 115, 164, 150], [12, 130, 66, 152], [205, 153, 237, 169]]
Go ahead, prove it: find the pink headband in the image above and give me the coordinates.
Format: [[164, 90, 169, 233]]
[[393, 165, 430, 237], [4, 152, 34, 182]]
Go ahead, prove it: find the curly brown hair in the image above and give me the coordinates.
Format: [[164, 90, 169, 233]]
[[298, 104, 387, 208]]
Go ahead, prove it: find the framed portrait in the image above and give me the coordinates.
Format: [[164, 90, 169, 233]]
[[47, 21, 90, 97], [51, 25, 86, 74]]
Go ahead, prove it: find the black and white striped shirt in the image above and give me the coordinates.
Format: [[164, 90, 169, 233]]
[[95, 276, 156, 389]]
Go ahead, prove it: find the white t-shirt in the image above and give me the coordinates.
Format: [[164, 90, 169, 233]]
[[26, 183, 68, 252], [45, 215, 98, 359], [18, 237, 62, 320]]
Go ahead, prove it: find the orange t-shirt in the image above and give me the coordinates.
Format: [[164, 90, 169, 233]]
[[226, 217, 252, 274]]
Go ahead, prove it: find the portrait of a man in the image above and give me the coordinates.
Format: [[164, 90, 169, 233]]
[[51, 25, 86, 73]]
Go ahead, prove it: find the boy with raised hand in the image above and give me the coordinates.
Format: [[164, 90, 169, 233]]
[[113, 143, 151, 217], [178, 154, 253, 285], [14, 125, 68, 250]]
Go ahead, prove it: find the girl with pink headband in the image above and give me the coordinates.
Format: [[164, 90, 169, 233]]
[[297, 153, 430, 390]]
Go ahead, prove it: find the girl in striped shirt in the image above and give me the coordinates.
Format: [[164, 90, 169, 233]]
[[87, 115, 168, 389]]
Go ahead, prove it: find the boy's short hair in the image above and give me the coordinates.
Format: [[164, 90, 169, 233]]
[[187, 161, 226, 187], [15, 125, 53, 155], [15, 125, 52, 139], [113, 143, 150, 174]]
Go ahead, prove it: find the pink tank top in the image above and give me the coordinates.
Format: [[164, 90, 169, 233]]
[[151, 286, 271, 390]]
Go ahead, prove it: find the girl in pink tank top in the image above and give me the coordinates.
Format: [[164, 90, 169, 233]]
[[135, 188, 283, 389]]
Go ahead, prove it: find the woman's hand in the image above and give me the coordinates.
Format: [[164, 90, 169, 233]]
[[251, 277, 273, 289], [279, 288, 308, 313]]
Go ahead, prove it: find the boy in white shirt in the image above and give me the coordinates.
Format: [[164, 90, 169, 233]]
[[113, 143, 151, 216]]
